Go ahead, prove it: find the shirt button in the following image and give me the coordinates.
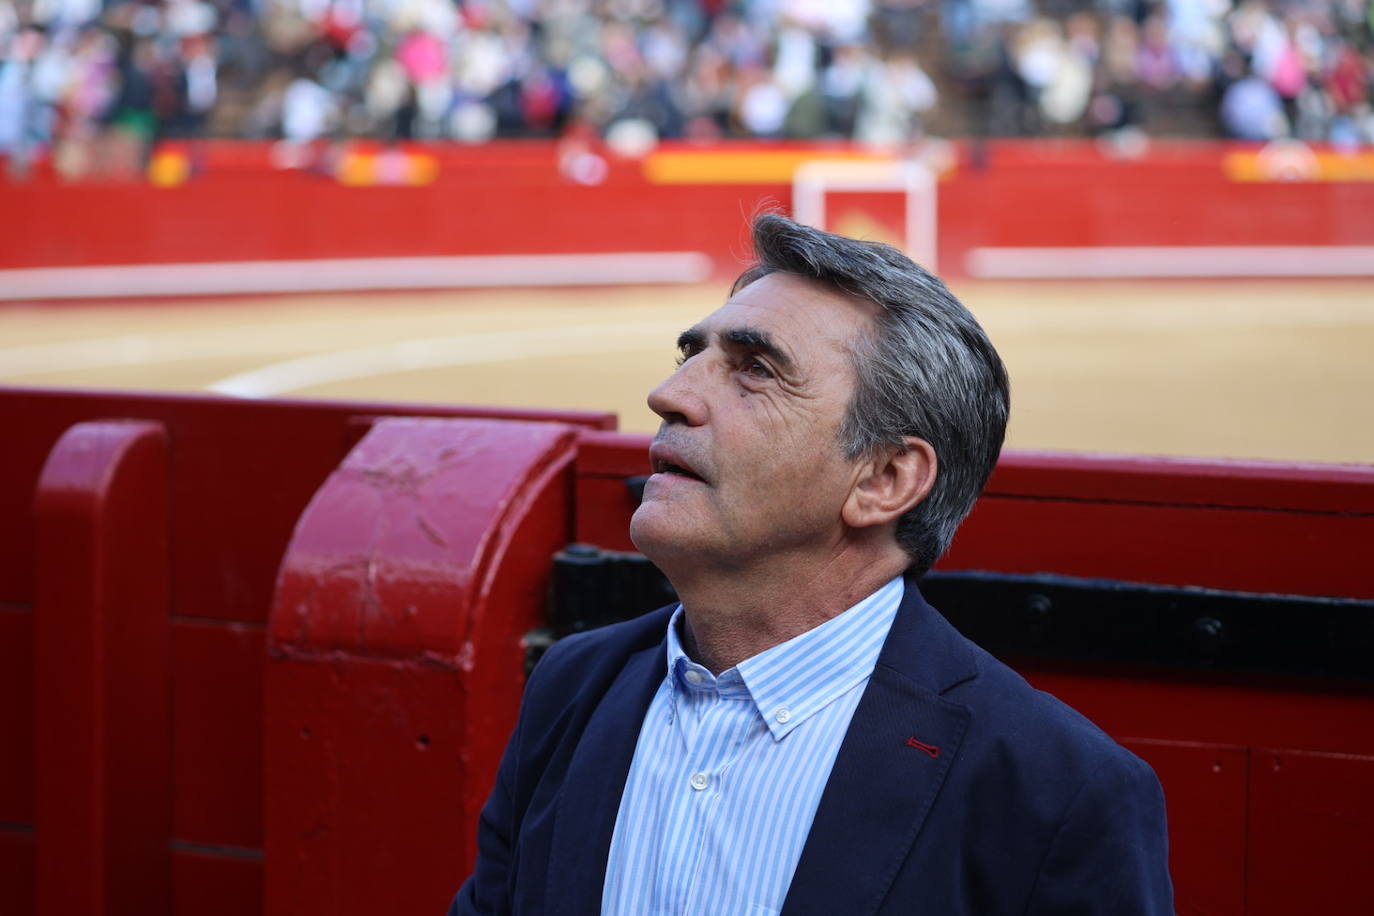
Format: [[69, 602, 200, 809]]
[[775, 707, 791, 724], [689, 772, 709, 791], [684, 669, 704, 686]]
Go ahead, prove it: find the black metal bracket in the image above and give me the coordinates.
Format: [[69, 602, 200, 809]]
[[531, 544, 1374, 681], [922, 570, 1374, 681]]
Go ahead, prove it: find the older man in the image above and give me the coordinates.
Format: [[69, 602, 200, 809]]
[[451, 214, 1173, 915]]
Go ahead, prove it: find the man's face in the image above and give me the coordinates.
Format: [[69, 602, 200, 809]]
[[630, 271, 877, 573]]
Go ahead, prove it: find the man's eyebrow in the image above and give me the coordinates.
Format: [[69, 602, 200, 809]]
[[675, 325, 797, 375], [676, 327, 706, 353]]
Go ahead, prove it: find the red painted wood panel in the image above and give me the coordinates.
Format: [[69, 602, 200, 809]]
[[576, 431, 653, 477], [0, 829, 35, 916], [265, 662, 477, 914], [0, 607, 34, 826], [1023, 669, 1374, 757], [573, 430, 650, 550], [945, 498, 1374, 598], [172, 620, 265, 849], [0, 390, 615, 916], [33, 420, 172, 916], [1247, 749, 1374, 916], [985, 452, 1374, 514], [172, 850, 263, 916], [0, 421, 54, 601], [1123, 740, 1248, 916], [265, 418, 579, 915], [0, 388, 613, 619], [573, 475, 641, 551]]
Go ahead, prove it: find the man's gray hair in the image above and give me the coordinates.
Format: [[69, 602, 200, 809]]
[[734, 212, 1010, 577]]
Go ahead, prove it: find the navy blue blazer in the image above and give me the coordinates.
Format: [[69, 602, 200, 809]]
[[451, 577, 1174, 915]]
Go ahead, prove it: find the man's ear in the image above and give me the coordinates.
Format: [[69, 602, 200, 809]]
[[842, 437, 937, 530]]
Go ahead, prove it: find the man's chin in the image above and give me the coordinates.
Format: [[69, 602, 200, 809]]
[[628, 502, 666, 555], [628, 501, 695, 566]]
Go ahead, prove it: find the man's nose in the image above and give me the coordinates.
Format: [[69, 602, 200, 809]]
[[646, 360, 707, 427]]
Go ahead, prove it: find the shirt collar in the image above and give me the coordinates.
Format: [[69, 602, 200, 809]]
[[662, 576, 904, 740]]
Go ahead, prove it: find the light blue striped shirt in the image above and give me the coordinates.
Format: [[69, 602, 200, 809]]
[[602, 576, 905, 916]]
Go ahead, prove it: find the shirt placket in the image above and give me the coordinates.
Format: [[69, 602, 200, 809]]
[[679, 684, 756, 915], [659, 678, 758, 911]]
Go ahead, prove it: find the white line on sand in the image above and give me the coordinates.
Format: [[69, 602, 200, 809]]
[[0, 329, 322, 378], [207, 320, 688, 397], [0, 252, 715, 301], [966, 246, 1374, 279]]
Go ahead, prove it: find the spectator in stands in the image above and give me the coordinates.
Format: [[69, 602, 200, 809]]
[[854, 48, 938, 142], [280, 55, 334, 143], [99, 31, 159, 176], [0, 23, 52, 177], [1219, 48, 1289, 139], [450, 212, 1173, 916], [49, 23, 115, 177]]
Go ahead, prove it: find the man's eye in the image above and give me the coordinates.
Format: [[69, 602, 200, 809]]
[[743, 359, 773, 379]]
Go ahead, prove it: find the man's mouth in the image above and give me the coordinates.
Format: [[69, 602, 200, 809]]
[[650, 444, 707, 483], [655, 459, 704, 481]]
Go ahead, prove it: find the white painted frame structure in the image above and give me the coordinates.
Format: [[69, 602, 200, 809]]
[[792, 159, 938, 271]]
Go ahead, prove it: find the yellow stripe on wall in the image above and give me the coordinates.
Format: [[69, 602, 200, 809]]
[[642, 150, 898, 184], [1223, 149, 1374, 182]]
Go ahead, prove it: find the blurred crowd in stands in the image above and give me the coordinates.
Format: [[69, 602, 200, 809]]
[[2, 0, 1372, 177]]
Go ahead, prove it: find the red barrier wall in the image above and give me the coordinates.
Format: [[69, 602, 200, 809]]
[[266, 417, 583, 915], [4, 385, 1372, 916], [34, 420, 171, 916], [0, 387, 614, 916], [4, 140, 1373, 281]]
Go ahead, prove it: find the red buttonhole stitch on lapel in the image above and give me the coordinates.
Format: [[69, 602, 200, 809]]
[[906, 736, 940, 758]]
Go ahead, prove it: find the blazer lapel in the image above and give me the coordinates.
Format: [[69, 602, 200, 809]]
[[781, 580, 978, 916], [545, 638, 665, 916]]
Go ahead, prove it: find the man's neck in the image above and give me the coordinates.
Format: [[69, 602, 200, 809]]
[[669, 544, 909, 674]]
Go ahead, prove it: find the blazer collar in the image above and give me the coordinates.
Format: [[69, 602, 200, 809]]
[[876, 573, 980, 695], [781, 576, 978, 916]]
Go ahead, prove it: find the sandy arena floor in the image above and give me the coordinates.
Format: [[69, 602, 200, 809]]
[[1, 279, 1371, 465]]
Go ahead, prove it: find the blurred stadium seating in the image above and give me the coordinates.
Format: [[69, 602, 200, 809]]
[[2, 0, 1372, 181]]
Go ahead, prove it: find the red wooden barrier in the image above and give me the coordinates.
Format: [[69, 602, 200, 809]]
[[265, 417, 581, 914], [2, 386, 1372, 914], [34, 421, 171, 916], [0, 387, 614, 916]]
